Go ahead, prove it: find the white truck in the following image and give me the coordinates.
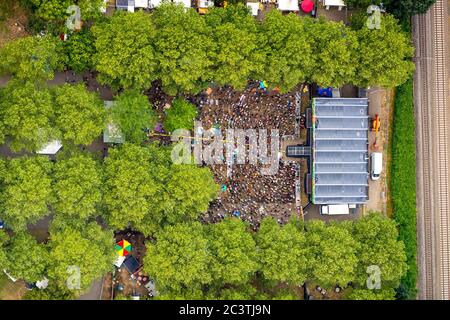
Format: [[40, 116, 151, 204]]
[[320, 204, 351, 215]]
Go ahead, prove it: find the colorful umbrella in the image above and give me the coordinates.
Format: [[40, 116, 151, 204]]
[[115, 239, 132, 257], [301, 0, 314, 13]]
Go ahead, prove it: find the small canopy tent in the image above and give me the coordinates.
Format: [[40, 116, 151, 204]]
[[247, 2, 260, 16], [324, 0, 346, 10], [123, 256, 140, 274], [278, 0, 299, 11], [103, 101, 125, 144], [36, 140, 62, 155]]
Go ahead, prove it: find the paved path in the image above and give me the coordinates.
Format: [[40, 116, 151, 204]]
[[77, 278, 103, 300]]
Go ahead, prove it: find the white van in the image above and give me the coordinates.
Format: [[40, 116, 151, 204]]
[[320, 205, 350, 215], [371, 152, 383, 181]]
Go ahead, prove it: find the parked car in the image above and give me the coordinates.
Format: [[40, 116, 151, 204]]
[[371, 152, 383, 181]]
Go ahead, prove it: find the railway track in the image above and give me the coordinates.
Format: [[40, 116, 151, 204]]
[[414, 0, 450, 300]]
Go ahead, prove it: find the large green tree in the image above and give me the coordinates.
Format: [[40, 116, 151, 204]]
[[207, 218, 258, 285], [0, 81, 57, 152], [354, 14, 414, 88], [2, 232, 49, 283], [152, 3, 214, 94], [0, 35, 62, 81], [389, 0, 436, 17], [259, 11, 314, 93], [53, 153, 103, 224], [306, 220, 359, 288], [92, 10, 158, 90], [63, 27, 95, 73], [53, 84, 106, 146], [111, 90, 157, 144], [30, 0, 105, 21], [352, 213, 408, 288], [144, 222, 212, 292], [164, 98, 198, 133], [104, 144, 156, 231], [309, 19, 358, 87], [256, 218, 309, 285], [205, 4, 263, 90], [0, 156, 53, 231], [47, 222, 115, 292]]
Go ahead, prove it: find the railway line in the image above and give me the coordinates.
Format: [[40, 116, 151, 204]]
[[413, 0, 450, 300]]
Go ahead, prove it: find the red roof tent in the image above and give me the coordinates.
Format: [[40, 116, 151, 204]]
[[301, 0, 314, 13]]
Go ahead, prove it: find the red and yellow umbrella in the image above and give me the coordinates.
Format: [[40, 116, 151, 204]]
[[115, 240, 132, 257]]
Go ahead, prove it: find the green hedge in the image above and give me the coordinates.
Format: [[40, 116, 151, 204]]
[[391, 78, 417, 299]]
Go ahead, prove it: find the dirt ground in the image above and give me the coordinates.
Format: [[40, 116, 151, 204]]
[[0, 275, 26, 300], [0, 1, 29, 48]]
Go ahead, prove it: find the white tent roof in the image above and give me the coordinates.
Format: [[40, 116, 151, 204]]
[[135, 0, 149, 7], [278, 0, 299, 11], [199, 0, 214, 8], [324, 0, 346, 6], [247, 2, 259, 16], [36, 140, 62, 155], [114, 255, 126, 268], [149, 0, 161, 7], [36, 277, 49, 289]]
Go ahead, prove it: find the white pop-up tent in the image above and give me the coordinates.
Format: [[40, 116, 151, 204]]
[[36, 140, 63, 155], [324, 0, 346, 10], [278, 0, 299, 11], [247, 2, 260, 16]]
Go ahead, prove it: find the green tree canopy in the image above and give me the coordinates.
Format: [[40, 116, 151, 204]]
[[0, 81, 57, 152], [164, 98, 198, 133], [63, 27, 95, 73], [306, 220, 359, 288], [23, 283, 75, 300], [389, 0, 436, 17], [0, 35, 62, 81], [104, 144, 157, 231], [144, 222, 212, 292], [53, 153, 103, 224], [354, 14, 414, 88], [309, 19, 358, 87], [152, 3, 214, 94], [47, 222, 115, 292], [30, 0, 105, 21], [205, 4, 263, 90], [256, 218, 309, 285], [111, 90, 157, 144], [92, 10, 158, 90], [259, 11, 314, 93], [53, 84, 106, 146], [207, 218, 258, 285], [2, 232, 49, 283], [348, 288, 396, 300], [352, 213, 408, 288], [0, 156, 53, 231]]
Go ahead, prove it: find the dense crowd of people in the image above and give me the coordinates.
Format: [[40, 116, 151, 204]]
[[197, 83, 300, 227]]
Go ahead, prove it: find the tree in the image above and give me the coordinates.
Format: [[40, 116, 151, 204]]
[[23, 283, 75, 300], [309, 19, 358, 87], [0, 81, 57, 152], [63, 27, 95, 72], [256, 218, 309, 285], [0, 230, 9, 270], [53, 153, 103, 224], [47, 222, 115, 292], [354, 14, 414, 88], [205, 4, 263, 90], [207, 218, 258, 285], [164, 98, 198, 133], [104, 144, 156, 231], [111, 90, 157, 144], [2, 232, 49, 283], [52, 84, 105, 146], [388, 0, 436, 17], [348, 288, 396, 300], [144, 222, 212, 292], [352, 213, 408, 288], [92, 11, 158, 90], [259, 11, 314, 93], [306, 220, 359, 288], [152, 3, 214, 94], [30, 0, 106, 21], [0, 35, 62, 81], [158, 163, 218, 225], [344, 0, 388, 8], [0, 156, 53, 231]]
